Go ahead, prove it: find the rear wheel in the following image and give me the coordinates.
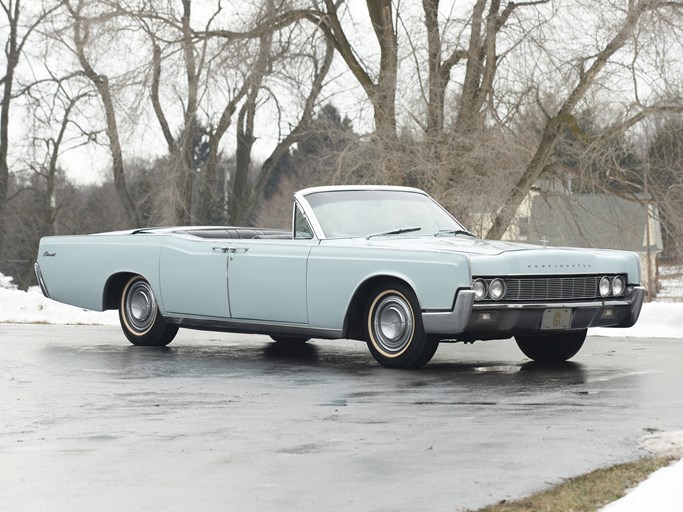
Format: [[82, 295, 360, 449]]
[[119, 275, 178, 346], [364, 283, 438, 369], [515, 329, 587, 363]]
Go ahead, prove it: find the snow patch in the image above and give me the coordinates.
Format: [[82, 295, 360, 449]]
[[640, 431, 683, 458], [599, 457, 683, 512], [0, 272, 18, 289], [590, 301, 683, 339], [0, 279, 118, 325]]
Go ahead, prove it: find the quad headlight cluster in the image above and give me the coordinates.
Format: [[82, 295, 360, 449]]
[[472, 278, 506, 301], [472, 275, 627, 302], [600, 275, 626, 298]]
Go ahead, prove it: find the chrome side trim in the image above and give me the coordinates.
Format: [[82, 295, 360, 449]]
[[422, 290, 475, 335], [34, 262, 50, 298], [165, 315, 343, 340]]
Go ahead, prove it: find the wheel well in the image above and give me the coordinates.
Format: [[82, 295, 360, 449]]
[[344, 276, 414, 341], [103, 272, 137, 310]]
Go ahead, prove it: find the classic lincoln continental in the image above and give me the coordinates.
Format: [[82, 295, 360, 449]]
[[35, 185, 645, 368]]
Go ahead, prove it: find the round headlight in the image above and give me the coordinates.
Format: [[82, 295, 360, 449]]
[[473, 279, 487, 301], [612, 276, 625, 297], [489, 279, 506, 301], [599, 276, 612, 297]]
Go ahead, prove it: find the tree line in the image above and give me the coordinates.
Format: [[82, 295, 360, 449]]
[[2, 0, 683, 289]]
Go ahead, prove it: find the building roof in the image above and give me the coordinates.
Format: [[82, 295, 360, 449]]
[[527, 193, 663, 253]]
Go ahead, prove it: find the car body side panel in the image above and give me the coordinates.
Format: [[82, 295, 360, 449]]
[[228, 240, 314, 324], [306, 242, 471, 331], [37, 235, 163, 311], [159, 236, 230, 318]]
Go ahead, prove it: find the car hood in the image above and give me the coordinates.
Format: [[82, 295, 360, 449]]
[[360, 236, 545, 255], [355, 235, 632, 276]]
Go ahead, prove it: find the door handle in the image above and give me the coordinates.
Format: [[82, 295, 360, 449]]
[[212, 247, 249, 254]]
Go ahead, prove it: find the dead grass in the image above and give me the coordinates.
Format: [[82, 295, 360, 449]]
[[471, 456, 675, 512]]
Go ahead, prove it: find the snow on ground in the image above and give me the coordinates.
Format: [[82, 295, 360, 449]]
[[1, 271, 683, 510], [599, 431, 683, 512], [590, 301, 682, 338], [656, 265, 683, 301], [0, 276, 118, 325]]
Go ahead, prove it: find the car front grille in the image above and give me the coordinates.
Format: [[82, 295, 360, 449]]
[[504, 276, 599, 301]]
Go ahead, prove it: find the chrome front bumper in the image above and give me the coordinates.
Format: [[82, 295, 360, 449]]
[[422, 286, 646, 337], [422, 290, 475, 335]]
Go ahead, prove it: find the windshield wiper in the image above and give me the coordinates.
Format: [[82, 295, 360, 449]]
[[434, 229, 475, 237], [367, 227, 422, 239]]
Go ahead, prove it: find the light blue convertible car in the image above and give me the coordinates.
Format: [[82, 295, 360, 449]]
[[35, 185, 645, 368]]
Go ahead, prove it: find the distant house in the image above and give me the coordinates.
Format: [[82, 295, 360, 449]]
[[508, 192, 662, 296], [468, 174, 663, 295]]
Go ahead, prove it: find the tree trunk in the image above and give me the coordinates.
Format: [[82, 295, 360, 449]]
[[319, 0, 399, 182], [227, 6, 273, 225], [0, 0, 21, 261], [230, 101, 257, 225], [454, 0, 488, 135], [175, 0, 199, 226], [367, 0, 398, 142], [423, 0, 444, 139], [69, 4, 139, 227]]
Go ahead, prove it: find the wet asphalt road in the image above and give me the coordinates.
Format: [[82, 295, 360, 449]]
[[1, 324, 682, 512]]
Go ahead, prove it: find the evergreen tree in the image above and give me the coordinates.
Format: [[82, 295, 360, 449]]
[[554, 110, 642, 194], [264, 103, 354, 198], [647, 120, 683, 261]]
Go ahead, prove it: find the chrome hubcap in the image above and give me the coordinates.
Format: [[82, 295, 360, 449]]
[[125, 280, 157, 333], [373, 294, 414, 354]]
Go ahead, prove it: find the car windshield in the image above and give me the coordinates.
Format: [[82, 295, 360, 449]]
[[304, 189, 468, 238]]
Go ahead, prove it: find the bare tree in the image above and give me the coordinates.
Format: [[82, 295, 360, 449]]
[[138, 0, 207, 226], [6, 0, 682, 256], [132, 0, 327, 226], [241, 36, 335, 223], [422, 0, 464, 140], [304, 1, 683, 242], [228, 19, 273, 225], [0, 0, 59, 260], [28, 85, 92, 239], [486, 0, 683, 239], [303, 0, 400, 181], [63, 0, 140, 226], [1, 63, 96, 286]]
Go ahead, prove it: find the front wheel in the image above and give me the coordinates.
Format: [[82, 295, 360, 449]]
[[119, 275, 178, 346], [515, 329, 587, 363], [365, 283, 438, 369]]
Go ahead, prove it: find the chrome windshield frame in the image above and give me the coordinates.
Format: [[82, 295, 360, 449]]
[[294, 185, 465, 241]]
